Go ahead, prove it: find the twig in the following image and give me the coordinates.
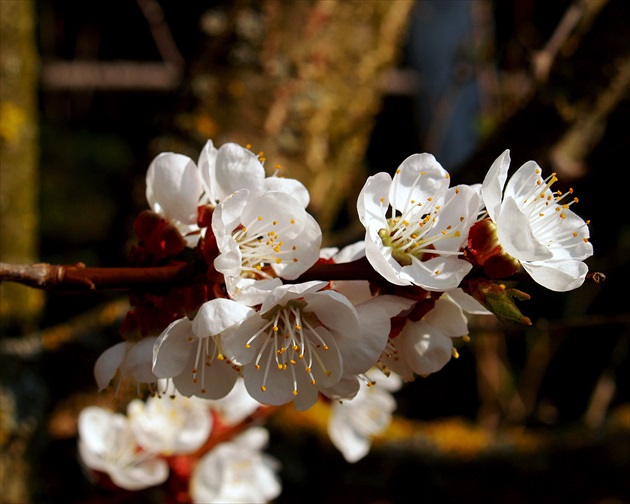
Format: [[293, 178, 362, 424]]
[[0, 260, 606, 293], [0, 262, 196, 291], [532, 0, 608, 83]]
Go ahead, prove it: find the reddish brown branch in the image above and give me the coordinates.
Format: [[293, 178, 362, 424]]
[[0, 261, 196, 291], [0, 260, 605, 293]]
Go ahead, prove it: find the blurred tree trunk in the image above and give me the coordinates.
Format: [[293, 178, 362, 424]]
[[0, 0, 42, 329], [0, 1, 41, 503], [163, 0, 414, 240]]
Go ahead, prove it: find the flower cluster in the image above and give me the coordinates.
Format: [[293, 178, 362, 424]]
[[89, 140, 593, 499], [78, 379, 282, 502]]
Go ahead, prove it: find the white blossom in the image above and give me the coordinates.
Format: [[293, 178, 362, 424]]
[[481, 150, 593, 291], [152, 298, 253, 399], [77, 406, 168, 491], [127, 394, 213, 456], [328, 371, 401, 463], [190, 427, 281, 504], [358, 153, 480, 291], [212, 189, 322, 301], [381, 296, 469, 379], [223, 281, 373, 411], [93, 337, 157, 392]]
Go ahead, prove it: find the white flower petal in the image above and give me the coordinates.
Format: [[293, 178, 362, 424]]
[[215, 143, 266, 197], [402, 321, 454, 376], [521, 259, 589, 292], [94, 342, 130, 391], [424, 298, 468, 337], [481, 149, 510, 221], [496, 196, 553, 261], [146, 152, 202, 224], [193, 298, 253, 339], [152, 318, 194, 379], [390, 153, 450, 211], [263, 177, 310, 207], [198, 139, 219, 202], [357, 172, 391, 227]]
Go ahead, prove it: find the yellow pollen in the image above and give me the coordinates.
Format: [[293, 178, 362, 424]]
[[411, 199, 415, 204], [295, 324, 301, 330], [293, 390, 298, 396], [323, 345, 329, 350], [201, 388, 206, 393], [261, 385, 266, 391], [256, 265, 262, 271], [583, 238, 589, 243], [380, 198, 385, 203], [455, 188, 460, 194], [539, 213, 545, 217], [421, 171, 426, 175], [277, 364, 283, 370], [311, 379, 316, 385], [462, 335, 471, 342], [275, 258, 282, 264], [305, 366, 311, 372], [217, 354, 225, 361], [290, 218, 295, 224], [435, 270, 441, 275], [446, 173, 450, 179], [535, 168, 541, 174], [290, 359, 296, 365], [245, 343, 251, 348], [396, 169, 401, 174], [573, 232, 578, 237], [257, 216, 263, 221], [427, 197, 433, 201], [452, 348, 460, 359], [246, 144, 252, 149], [273, 220, 278, 225], [460, 216, 465, 222], [560, 213, 566, 219], [255, 364, 260, 369], [272, 326, 279, 331], [293, 258, 298, 262]]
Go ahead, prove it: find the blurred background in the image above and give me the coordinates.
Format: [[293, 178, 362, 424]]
[[1, 0, 629, 502]]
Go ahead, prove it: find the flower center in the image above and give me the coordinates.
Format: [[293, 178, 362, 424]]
[[232, 215, 299, 278], [378, 189, 465, 267], [244, 299, 333, 397]]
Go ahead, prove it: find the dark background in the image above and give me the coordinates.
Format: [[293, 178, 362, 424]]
[[3, 0, 629, 502]]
